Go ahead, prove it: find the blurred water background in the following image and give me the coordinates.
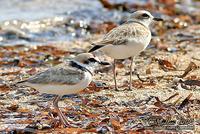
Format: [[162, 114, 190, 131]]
[[0, 0, 199, 46], [0, 0, 147, 46]]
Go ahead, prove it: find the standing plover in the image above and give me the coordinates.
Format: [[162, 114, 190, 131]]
[[89, 10, 163, 90], [17, 53, 109, 127]]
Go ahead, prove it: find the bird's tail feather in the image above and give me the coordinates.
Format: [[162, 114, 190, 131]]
[[88, 45, 104, 52]]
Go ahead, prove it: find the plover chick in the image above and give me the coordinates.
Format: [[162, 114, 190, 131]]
[[89, 10, 163, 90], [17, 53, 109, 127]]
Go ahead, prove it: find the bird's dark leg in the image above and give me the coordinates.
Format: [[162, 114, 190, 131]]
[[129, 57, 134, 90], [113, 59, 118, 91], [53, 95, 70, 127]]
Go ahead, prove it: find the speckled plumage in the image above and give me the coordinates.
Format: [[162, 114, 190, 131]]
[[99, 21, 150, 46]]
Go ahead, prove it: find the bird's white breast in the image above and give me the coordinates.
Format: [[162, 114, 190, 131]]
[[25, 72, 92, 96], [101, 34, 151, 59]]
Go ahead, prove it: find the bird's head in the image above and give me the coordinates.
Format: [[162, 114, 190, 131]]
[[128, 10, 163, 27], [74, 53, 110, 67]]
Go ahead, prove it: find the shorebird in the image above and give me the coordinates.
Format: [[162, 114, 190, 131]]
[[17, 53, 109, 127], [89, 10, 163, 90]]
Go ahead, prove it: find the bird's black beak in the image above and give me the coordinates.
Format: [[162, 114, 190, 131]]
[[99, 61, 111, 65], [153, 17, 163, 21], [88, 58, 111, 65]]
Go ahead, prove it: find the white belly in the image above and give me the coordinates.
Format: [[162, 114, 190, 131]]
[[100, 37, 151, 59], [25, 72, 92, 96]]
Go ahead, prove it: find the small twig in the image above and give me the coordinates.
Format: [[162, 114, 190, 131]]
[[179, 62, 198, 78], [98, 0, 129, 11], [163, 92, 179, 102]]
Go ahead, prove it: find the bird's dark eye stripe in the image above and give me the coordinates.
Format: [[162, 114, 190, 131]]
[[88, 58, 98, 62], [142, 13, 149, 18]]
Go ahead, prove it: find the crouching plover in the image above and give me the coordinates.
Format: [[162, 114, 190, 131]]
[[89, 10, 163, 90], [17, 53, 109, 127]]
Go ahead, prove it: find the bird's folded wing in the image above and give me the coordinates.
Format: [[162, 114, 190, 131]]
[[95, 22, 149, 46], [22, 66, 85, 85]]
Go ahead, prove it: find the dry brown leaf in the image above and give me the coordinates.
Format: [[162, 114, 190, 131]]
[[31, 45, 69, 56], [98, 0, 114, 10], [7, 104, 19, 111], [130, 130, 155, 134], [110, 119, 121, 130], [100, 118, 110, 124], [80, 88, 95, 94], [26, 68, 37, 75], [64, 128, 85, 133], [86, 122, 98, 129], [82, 81, 108, 94], [157, 58, 176, 71], [16, 119, 33, 124], [84, 112, 100, 118], [155, 107, 167, 114], [88, 99, 102, 107], [88, 82, 102, 92], [17, 108, 31, 113], [91, 21, 118, 33], [98, 0, 129, 11], [119, 108, 142, 116], [132, 80, 156, 89], [64, 128, 96, 133], [158, 0, 176, 5], [1, 70, 20, 76], [186, 75, 200, 80], [1, 45, 24, 51], [0, 84, 11, 92], [105, 93, 114, 97]]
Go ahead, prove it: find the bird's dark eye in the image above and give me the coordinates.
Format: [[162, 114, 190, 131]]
[[142, 13, 149, 18], [84, 58, 98, 64], [84, 61, 89, 64]]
